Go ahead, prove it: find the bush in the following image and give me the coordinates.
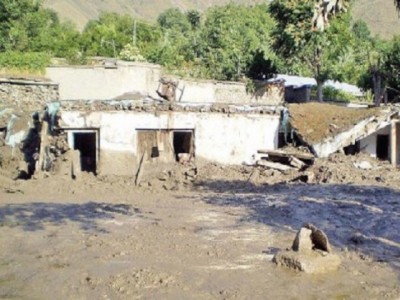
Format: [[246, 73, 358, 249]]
[[311, 85, 356, 102], [0, 51, 51, 73], [119, 44, 146, 62]]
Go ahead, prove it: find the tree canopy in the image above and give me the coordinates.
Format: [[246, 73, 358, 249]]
[[1, 0, 400, 102]]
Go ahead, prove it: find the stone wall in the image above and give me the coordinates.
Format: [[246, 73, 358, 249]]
[[0, 78, 59, 108]]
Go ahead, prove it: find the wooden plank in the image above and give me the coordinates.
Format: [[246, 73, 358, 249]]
[[257, 160, 294, 171], [258, 149, 314, 162], [71, 150, 81, 179], [135, 152, 147, 186], [36, 121, 48, 174], [289, 156, 307, 169]]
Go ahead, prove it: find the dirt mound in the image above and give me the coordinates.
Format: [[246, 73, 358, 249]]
[[308, 153, 399, 185]]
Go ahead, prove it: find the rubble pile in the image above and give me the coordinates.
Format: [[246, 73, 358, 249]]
[[59, 99, 279, 115], [307, 153, 400, 185]]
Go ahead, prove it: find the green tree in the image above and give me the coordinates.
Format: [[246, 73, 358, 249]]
[[382, 37, 400, 101], [199, 4, 276, 81], [81, 12, 160, 61], [0, 0, 82, 69], [270, 0, 360, 101], [0, 0, 41, 50], [152, 8, 194, 68]]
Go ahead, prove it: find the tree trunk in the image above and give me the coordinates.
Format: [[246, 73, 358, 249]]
[[372, 69, 381, 107], [317, 80, 324, 102]]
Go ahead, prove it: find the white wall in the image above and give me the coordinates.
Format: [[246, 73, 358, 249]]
[[177, 80, 283, 105], [47, 62, 283, 105], [360, 125, 391, 158], [46, 62, 161, 100], [60, 111, 279, 174]]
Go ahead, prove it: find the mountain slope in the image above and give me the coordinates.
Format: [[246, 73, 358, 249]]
[[352, 0, 400, 39], [43, 0, 400, 38], [43, 0, 263, 30]]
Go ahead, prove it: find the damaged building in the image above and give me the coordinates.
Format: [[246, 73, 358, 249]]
[[286, 102, 400, 167], [40, 60, 284, 177], [2, 60, 400, 181], [57, 101, 281, 176]]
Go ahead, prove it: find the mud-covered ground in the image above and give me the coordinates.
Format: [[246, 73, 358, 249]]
[[0, 166, 399, 299]]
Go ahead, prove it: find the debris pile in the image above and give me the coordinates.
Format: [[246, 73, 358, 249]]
[[134, 161, 198, 191], [287, 102, 397, 158], [273, 223, 341, 274], [253, 148, 315, 184]]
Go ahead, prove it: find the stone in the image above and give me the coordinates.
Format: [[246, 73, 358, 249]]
[[273, 250, 341, 274], [71, 150, 81, 179], [291, 228, 313, 253], [304, 223, 332, 253], [353, 161, 373, 170]]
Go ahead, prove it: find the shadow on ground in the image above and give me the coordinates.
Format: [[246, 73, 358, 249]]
[[194, 180, 400, 268], [0, 202, 140, 233]]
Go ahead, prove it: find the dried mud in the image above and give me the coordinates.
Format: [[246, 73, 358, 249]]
[[0, 153, 400, 299]]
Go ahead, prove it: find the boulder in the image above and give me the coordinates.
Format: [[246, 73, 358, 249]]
[[304, 223, 332, 253], [291, 228, 313, 252]]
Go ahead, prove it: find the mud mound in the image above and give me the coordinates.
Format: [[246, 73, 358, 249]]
[[0, 145, 23, 180]]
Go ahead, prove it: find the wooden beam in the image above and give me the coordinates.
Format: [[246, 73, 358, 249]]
[[258, 149, 314, 162], [257, 160, 295, 172]]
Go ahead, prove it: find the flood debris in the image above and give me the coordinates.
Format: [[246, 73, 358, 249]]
[[273, 224, 341, 274], [257, 149, 314, 171], [287, 102, 398, 158], [157, 78, 179, 102]]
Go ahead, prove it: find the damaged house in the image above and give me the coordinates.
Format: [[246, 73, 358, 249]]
[[58, 100, 281, 177], [3, 61, 400, 181], [287, 102, 400, 166], [42, 61, 285, 177]]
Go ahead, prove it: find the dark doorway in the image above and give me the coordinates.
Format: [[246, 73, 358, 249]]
[[377, 134, 389, 160], [73, 132, 97, 173], [344, 141, 360, 155], [173, 131, 193, 161]]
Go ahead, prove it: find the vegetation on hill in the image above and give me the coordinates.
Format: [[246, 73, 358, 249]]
[[41, 0, 400, 38], [1, 0, 400, 101]]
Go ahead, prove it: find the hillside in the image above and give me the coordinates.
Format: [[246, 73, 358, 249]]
[[352, 0, 400, 39], [43, 0, 400, 37], [42, 0, 264, 31]]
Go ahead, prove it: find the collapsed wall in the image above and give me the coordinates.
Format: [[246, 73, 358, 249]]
[[0, 78, 59, 108], [0, 77, 61, 179]]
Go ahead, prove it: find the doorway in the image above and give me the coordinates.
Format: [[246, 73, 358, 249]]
[[73, 132, 97, 173], [173, 131, 193, 161], [377, 134, 389, 160]]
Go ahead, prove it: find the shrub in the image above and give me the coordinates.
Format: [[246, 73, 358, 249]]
[[0, 51, 50, 73]]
